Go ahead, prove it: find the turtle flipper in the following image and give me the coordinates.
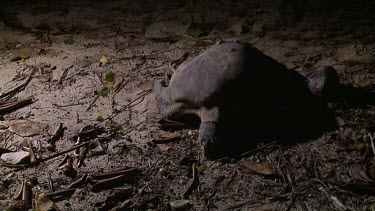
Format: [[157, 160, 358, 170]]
[[153, 80, 183, 119], [199, 121, 217, 159]]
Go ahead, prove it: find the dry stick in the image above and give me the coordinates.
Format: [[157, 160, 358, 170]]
[[44, 188, 77, 198], [58, 65, 73, 84], [67, 174, 88, 189], [86, 94, 100, 111], [52, 102, 82, 108], [0, 98, 33, 112], [92, 168, 138, 180], [183, 163, 199, 198], [369, 133, 375, 156], [48, 173, 54, 192], [22, 180, 32, 207], [0, 71, 34, 100]]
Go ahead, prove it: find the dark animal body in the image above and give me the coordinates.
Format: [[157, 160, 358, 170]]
[[154, 40, 337, 159]]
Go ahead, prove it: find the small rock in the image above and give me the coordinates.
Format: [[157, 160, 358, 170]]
[[1, 151, 30, 165]]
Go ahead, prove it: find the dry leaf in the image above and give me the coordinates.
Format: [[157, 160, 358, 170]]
[[99, 55, 110, 64], [0, 120, 48, 137], [35, 74, 51, 82], [13, 49, 32, 59], [170, 199, 189, 209], [156, 143, 173, 152], [242, 160, 280, 177], [349, 165, 373, 183], [36, 195, 54, 211]]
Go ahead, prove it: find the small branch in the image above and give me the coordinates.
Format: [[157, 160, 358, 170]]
[[44, 188, 77, 198], [368, 133, 375, 156], [0, 98, 33, 113], [58, 65, 73, 85], [0, 71, 34, 100], [48, 173, 54, 192], [52, 102, 82, 108], [183, 163, 199, 198], [86, 94, 100, 111]]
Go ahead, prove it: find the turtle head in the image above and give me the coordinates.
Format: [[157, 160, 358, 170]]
[[153, 80, 171, 113], [307, 66, 340, 99]]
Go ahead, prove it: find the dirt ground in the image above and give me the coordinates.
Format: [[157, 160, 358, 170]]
[[0, 0, 375, 210]]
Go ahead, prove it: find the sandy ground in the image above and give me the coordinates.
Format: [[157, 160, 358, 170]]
[[0, 0, 375, 210]]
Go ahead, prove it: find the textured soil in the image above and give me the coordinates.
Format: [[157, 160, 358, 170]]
[[0, 0, 374, 210]]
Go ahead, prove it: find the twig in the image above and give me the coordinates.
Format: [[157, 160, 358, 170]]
[[92, 168, 139, 180], [0, 98, 33, 113], [91, 173, 141, 192], [183, 163, 199, 198], [67, 174, 88, 189], [52, 102, 82, 107], [58, 65, 73, 85], [368, 133, 375, 156], [44, 188, 77, 198], [0, 71, 34, 100], [47, 173, 54, 192], [86, 94, 100, 111]]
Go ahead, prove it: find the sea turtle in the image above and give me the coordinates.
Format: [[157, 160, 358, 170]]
[[153, 40, 337, 159]]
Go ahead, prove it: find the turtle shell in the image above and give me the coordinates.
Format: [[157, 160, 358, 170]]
[[168, 41, 251, 106]]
